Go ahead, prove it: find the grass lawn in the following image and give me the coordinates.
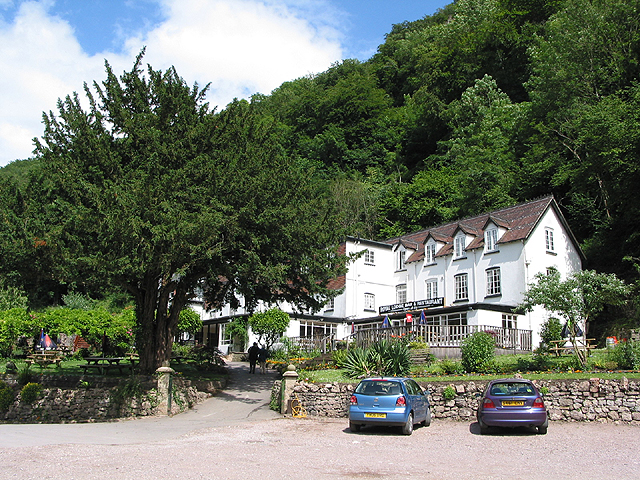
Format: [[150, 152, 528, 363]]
[[297, 349, 640, 384]]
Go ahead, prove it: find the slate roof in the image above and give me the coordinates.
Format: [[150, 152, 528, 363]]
[[382, 196, 582, 264]]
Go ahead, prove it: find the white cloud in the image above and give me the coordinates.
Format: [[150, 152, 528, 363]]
[[0, 0, 344, 167]]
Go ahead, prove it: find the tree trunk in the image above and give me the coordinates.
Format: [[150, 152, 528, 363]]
[[132, 274, 186, 375]]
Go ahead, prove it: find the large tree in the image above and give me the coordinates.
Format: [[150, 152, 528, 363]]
[[31, 52, 347, 373]]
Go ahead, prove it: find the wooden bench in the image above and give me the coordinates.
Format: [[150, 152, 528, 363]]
[[549, 338, 597, 356], [25, 354, 63, 369]]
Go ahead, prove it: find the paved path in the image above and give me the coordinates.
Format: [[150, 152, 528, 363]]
[[0, 361, 280, 447]]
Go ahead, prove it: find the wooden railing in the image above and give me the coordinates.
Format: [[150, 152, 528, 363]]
[[350, 324, 532, 352]]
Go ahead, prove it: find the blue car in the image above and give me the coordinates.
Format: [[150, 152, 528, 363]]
[[349, 377, 431, 435], [476, 378, 548, 434]]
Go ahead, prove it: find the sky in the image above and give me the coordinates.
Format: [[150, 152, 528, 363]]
[[0, 0, 450, 167]]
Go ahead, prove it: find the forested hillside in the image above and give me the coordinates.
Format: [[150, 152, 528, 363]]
[[1, 0, 639, 305], [251, 0, 640, 282]]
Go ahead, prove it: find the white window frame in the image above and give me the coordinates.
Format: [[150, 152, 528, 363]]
[[364, 249, 375, 265], [425, 242, 436, 264], [485, 228, 498, 252], [397, 249, 406, 271], [325, 297, 335, 311], [545, 228, 555, 252], [396, 284, 407, 303], [425, 279, 438, 300], [454, 273, 468, 301], [364, 293, 375, 311], [486, 267, 501, 296], [454, 234, 466, 259]]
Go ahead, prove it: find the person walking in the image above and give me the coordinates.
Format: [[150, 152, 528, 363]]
[[247, 342, 260, 374], [258, 345, 268, 374]]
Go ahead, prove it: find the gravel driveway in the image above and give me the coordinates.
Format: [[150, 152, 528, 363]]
[[1, 363, 638, 479]]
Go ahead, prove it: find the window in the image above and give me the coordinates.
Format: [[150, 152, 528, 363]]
[[454, 273, 468, 301], [502, 314, 517, 329], [364, 249, 375, 265], [325, 298, 335, 311], [454, 235, 466, 258], [299, 320, 337, 338], [396, 284, 407, 303], [486, 267, 501, 296], [485, 228, 498, 252], [397, 250, 406, 270], [545, 228, 555, 252], [425, 242, 436, 264], [364, 293, 375, 311], [425, 279, 438, 300]]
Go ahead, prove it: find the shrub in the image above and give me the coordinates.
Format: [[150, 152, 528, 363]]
[[17, 363, 33, 386], [539, 317, 564, 353], [343, 339, 411, 378], [0, 381, 14, 411], [609, 340, 640, 370], [443, 385, 456, 400], [461, 331, 495, 373], [331, 348, 348, 367], [20, 382, 42, 404], [439, 359, 464, 375]]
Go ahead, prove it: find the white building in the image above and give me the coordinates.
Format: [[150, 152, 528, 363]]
[[193, 196, 584, 355]]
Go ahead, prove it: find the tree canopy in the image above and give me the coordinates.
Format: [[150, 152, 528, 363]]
[[27, 52, 347, 373]]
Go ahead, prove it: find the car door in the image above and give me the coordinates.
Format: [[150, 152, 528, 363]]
[[405, 379, 427, 421]]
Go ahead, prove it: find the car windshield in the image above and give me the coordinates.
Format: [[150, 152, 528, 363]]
[[490, 382, 535, 396], [355, 380, 402, 396]]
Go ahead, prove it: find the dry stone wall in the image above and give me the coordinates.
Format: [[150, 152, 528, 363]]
[[0, 374, 224, 424], [292, 378, 640, 424]]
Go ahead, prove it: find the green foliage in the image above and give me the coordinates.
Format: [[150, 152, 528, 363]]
[[0, 286, 28, 310], [225, 316, 249, 348], [248, 308, 290, 350], [439, 359, 464, 375], [0, 381, 14, 411], [331, 348, 348, 367], [609, 340, 640, 370], [0, 308, 31, 357], [16, 363, 33, 386], [177, 308, 202, 337], [343, 339, 411, 378], [461, 331, 496, 373], [19, 382, 42, 404], [61, 291, 96, 310], [443, 385, 456, 401], [538, 317, 564, 353]]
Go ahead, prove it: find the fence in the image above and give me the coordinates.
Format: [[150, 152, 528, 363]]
[[350, 324, 532, 352]]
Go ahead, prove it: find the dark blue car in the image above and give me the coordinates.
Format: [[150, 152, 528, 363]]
[[476, 378, 548, 434], [349, 377, 431, 435]]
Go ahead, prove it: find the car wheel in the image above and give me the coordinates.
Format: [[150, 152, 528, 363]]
[[349, 421, 361, 433], [421, 408, 431, 427], [537, 419, 548, 435], [478, 418, 489, 435], [402, 413, 414, 435]]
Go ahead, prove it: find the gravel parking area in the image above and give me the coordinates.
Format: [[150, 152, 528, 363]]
[[1, 417, 639, 480]]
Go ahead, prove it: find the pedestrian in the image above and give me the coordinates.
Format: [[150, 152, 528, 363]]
[[258, 345, 268, 374], [248, 342, 260, 374]]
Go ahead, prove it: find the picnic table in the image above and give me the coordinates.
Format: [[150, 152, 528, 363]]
[[549, 338, 597, 356], [26, 352, 63, 369], [80, 357, 130, 375]]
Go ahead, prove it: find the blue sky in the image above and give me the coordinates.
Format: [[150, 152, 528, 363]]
[[0, 0, 450, 166]]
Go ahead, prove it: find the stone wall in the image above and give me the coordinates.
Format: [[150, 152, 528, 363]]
[[0, 373, 225, 424], [291, 378, 640, 424]]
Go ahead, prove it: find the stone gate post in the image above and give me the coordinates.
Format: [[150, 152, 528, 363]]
[[155, 366, 175, 416], [280, 364, 299, 414]]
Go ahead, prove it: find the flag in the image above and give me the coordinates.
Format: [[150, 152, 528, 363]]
[[406, 313, 413, 323], [382, 316, 390, 328], [351, 322, 355, 334], [420, 310, 426, 324]]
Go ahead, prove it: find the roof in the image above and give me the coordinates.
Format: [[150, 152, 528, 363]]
[[381, 196, 584, 264]]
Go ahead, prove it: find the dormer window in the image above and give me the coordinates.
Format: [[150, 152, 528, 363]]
[[425, 242, 437, 264], [485, 228, 498, 252], [397, 249, 406, 271], [454, 234, 466, 259]]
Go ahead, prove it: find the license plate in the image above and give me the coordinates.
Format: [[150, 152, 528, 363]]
[[502, 400, 525, 406], [364, 413, 387, 418]]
